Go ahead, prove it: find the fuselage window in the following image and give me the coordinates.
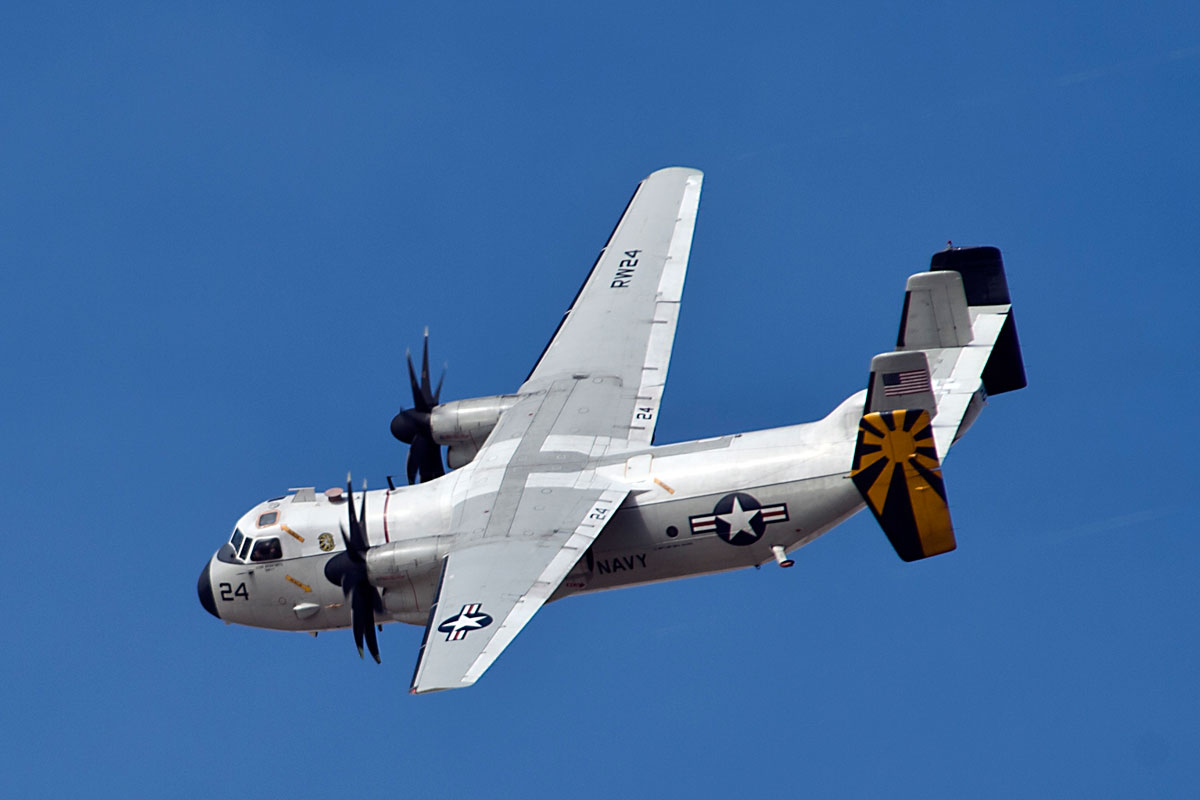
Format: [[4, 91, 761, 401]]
[[250, 537, 282, 562], [257, 511, 279, 528], [238, 536, 253, 561]]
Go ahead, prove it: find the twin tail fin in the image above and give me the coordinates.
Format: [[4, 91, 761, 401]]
[[854, 246, 1025, 562]]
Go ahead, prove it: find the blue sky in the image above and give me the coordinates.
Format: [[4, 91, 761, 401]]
[[3, 2, 1197, 796]]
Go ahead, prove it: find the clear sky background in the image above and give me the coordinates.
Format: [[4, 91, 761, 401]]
[[3, 2, 1197, 797]]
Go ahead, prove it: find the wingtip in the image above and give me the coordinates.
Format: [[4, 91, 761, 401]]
[[646, 165, 704, 181], [409, 684, 451, 695]]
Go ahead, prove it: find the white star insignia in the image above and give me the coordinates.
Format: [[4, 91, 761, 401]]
[[447, 613, 486, 633], [718, 497, 760, 538]]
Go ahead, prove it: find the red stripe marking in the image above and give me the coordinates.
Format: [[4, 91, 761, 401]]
[[383, 489, 390, 543]]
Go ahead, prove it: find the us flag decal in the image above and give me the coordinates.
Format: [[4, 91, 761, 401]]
[[882, 369, 931, 397]]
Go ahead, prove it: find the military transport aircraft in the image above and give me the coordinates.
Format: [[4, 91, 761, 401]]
[[197, 167, 1026, 693]]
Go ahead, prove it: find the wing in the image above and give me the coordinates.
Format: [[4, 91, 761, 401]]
[[522, 166, 703, 446], [409, 169, 703, 692], [409, 486, 627, 694], [411, 378, 637, 692]]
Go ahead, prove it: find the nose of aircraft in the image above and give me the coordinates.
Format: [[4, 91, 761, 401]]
[[198, 559, 219, 619]]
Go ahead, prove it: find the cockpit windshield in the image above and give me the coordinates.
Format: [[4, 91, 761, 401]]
[[250, 537, 282, 562], [225, 527, 283, 563]]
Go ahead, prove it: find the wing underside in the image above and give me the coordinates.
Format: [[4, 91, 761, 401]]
[[409, 169, 703, 692], [410, 487, 628, 694]]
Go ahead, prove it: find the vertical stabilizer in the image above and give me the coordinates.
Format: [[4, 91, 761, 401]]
[[849, 245, 1026, 562], [850, 409, 956, 562], [865, 351, 936, 416], [931, 246, 1027, 395], [897, 271, 973, 350]]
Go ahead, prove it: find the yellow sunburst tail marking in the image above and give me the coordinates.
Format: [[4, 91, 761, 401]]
[[850, 409, 956, 562]]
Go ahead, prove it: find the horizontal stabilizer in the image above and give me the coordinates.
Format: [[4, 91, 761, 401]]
[[981, 312, 1026, 396], [865, 351, 936, 416], [850, 409, 956, 562]]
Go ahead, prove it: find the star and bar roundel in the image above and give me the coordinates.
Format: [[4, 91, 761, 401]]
[[437, 603, 494, 641], [689, 492, 789, 546]]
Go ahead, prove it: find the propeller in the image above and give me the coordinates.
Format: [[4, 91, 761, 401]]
[[389, 328, 447, 484], [323, 473, 383, 663]]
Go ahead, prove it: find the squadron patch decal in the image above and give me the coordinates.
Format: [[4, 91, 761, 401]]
[[318, 533, 335, 552], [689, 492, 789, 546], [437, 603, 494, 641]]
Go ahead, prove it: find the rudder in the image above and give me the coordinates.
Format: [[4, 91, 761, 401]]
[[850, 409, 956, 562]]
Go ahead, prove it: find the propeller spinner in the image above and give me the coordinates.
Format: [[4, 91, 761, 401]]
[[389, 329, 447, 484]]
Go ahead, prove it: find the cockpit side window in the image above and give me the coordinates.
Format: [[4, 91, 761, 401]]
[[238, 536, 253, 561], [250, 537, 282, 562]]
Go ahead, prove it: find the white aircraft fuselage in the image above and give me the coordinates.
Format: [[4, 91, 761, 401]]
[[196, 167, 1023, 692], [199, 390, 871, 633]]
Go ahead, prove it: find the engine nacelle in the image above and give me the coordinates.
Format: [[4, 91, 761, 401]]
[[430, 394, 520, 468], [446, 443, 479, 471], [367, 536, 447, 624], [367, 535, 445, 583]]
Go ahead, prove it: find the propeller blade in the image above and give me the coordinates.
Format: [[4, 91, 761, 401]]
[[406, 444, 419, 485], [363, 601, 381, 664], [433, 363, 446, 405], [422, 441, 445, 482], [330, 473, 383, 663], [394, 331, 448, 482], [343, 474, 361, 554], [406, 350, 429, 413], [352, 590, 366, 659], [408, 434, 445, 484], [420, 327, 433, 403], [349, 583, 381, 662], [359, 477, 367, 533]]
